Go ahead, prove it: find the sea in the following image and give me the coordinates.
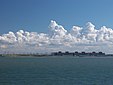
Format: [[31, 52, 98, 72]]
[[0, 56, 113, 85]]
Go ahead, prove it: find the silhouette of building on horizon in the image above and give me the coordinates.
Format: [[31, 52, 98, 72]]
[[52, 51, 106, 57]]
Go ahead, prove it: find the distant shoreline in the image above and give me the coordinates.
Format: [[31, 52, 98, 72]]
[[0, 54, 51, 57], [0, 52, 113, 58]]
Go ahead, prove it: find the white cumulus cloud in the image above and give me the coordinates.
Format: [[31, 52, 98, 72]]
[[0, 20, 113, 54]]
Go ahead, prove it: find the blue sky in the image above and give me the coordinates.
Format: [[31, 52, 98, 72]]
[[1, 0, 113, 53], [0, 0, 113, 34]]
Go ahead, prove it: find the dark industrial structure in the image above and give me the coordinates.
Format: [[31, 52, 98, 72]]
[[52, 51, 107, 57]]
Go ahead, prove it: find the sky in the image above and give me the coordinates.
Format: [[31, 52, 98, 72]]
[[0, 0, 113, 54], [0, 0, 113, 33]]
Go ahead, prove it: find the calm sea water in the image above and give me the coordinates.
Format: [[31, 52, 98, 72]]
[[0, 56, 113, 85]]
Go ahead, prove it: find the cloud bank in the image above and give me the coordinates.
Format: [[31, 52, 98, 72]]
[[1, 20, 113, 54]]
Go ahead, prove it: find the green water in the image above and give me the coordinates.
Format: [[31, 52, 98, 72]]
[[0, 56, 113, 85]]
